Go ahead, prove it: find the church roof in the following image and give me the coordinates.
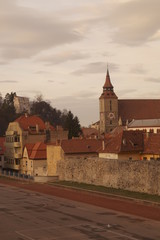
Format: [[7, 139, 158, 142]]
[[103, 69, 113, 88], [128, 119, 160, 128], [118, 99, 160, 125], [99, 69, 117, 99]]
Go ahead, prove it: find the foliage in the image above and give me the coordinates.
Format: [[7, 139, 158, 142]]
[[31, 98, 62, 127], [63, 111, 82, 139], [0, 92, 18, 136], [0, 92, 82, 138], [31, 98, 81, 138]]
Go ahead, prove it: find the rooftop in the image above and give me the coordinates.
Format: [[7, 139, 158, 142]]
[[60, 139, 102, 154], [128, 119, 160, 128], [25, 142, 47, 160]]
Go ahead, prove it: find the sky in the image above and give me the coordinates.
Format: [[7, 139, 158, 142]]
[[0, 0, 160, 126]]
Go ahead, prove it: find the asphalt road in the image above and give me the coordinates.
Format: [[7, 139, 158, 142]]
[[0, 183, 160, 240]]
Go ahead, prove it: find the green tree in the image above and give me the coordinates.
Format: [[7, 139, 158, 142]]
[[31, 98, 61, 127], [63, 111, 82, 139], [0, 92, 17, 136]]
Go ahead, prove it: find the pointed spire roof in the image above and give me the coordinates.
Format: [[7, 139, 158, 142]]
[[99, 67, 117, 99], [103, 68, 113, 88]]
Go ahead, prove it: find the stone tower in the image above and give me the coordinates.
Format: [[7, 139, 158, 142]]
[[99, 69, 118, 134]]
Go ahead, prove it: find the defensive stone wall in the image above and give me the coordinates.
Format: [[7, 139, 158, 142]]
[[57, 158, 160, 195]]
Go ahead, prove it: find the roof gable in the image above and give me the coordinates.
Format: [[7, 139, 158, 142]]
[[24, 142, 46, 160]]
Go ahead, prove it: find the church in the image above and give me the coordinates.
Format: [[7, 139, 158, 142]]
[[99, 69, 160, 134]]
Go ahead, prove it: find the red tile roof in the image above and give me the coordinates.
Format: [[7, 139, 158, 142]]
[[118, 99, 160, 125], [60, 139, 102, 154], [15, 115, 46, 131], [103, 69, 113, 88], [0, 137, 5, 155], [24, 143, 35, 158], [101, 129, 144, 154], [143, 133, 160, 154], [25, 142, 46, 160]]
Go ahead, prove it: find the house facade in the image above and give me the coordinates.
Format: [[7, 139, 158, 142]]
[[21, 142, 47, 176], [4, 114, 53, 171]]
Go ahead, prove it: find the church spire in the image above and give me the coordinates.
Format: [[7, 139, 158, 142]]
[[99, 66, 117, 99], [103, 67, 113, 89]]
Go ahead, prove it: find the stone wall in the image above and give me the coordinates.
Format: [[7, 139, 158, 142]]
[[57, 158, 160, 195]]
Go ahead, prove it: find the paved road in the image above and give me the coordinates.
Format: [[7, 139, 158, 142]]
[[0, 183, 160, 240]]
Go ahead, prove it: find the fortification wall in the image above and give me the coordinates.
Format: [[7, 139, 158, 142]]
[[57, 158, 160, 195]]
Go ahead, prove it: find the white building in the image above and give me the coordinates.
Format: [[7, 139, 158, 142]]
[[14, 96, 30, 114]]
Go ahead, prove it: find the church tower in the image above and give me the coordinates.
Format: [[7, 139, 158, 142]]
[[99, 69, 118, 134]]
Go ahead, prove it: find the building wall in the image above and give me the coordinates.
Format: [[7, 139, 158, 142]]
[[14, 96, 30, 114], [127, 126, 160, 133], [99, 98, 118, 133], [0, 155, 4, 168], [33, 160, 47, 176], [47, 145, 63, 176], [57, 158, 160, 195], [99, 152, 140, 160], [21, 148, 47, 176], [141, 153, 160, 161]]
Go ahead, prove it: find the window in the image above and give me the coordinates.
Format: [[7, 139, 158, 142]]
[[110, 100, 112, 111], [15, 159, 19, 165], [14, 135, 20, 142]]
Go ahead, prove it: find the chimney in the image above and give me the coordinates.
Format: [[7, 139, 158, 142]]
[[102, 140, 105, 150], [36, 124, 39, 133]]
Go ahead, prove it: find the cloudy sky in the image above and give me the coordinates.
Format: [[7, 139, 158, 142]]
[[1, 0, 160, 126]]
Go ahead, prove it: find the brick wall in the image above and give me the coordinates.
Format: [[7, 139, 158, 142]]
[[57, 158, 160, 195]]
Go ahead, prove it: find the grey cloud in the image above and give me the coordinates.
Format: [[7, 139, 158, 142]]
[[0, 80, 18, 83], [72, 62, 119, 75], [107, 0, 160, 45], [145, 77, 160, 83], [0, 0, 83, 61], [129, 64, 147, 75], [48, 80, 54, 83], [38, 51, 89, 65], [35, 71, 50, 74], [117, 89, 138, 98]]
